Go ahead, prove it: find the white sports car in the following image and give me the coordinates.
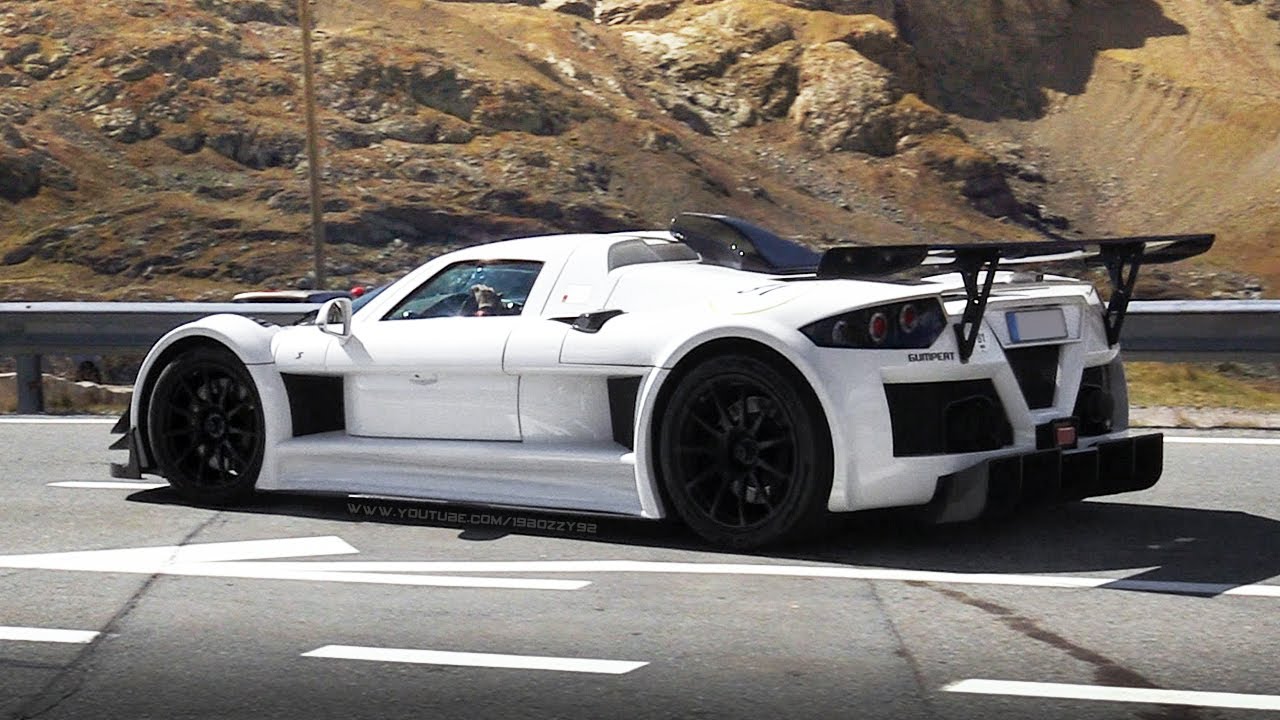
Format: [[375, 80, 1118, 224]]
[[111, 213, 1213, 548]]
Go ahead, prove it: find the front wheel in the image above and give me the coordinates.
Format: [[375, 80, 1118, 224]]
[[657, 355, 833, 549], [146, 347, 266, 506]]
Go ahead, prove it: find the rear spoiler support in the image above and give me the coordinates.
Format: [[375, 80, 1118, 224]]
[[953, 250, 1000, 363], [1101, 243, 1143, 346]]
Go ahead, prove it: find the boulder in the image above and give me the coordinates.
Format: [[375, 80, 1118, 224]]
[[91, 107, 160, 144], [596, 0, 682, 24], [787, 42, 900, 154], [375, 116, 440, 144], [0, 149, 40, 200], [207, 127, 304, 169]]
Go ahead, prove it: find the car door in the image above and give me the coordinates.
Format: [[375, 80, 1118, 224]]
[[326, 259, 543, 441]]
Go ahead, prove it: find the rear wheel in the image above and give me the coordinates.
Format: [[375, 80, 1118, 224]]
[[658, 355, 832, 549], [146, 347, 265, 506]]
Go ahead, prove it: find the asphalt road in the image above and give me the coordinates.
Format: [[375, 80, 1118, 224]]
[[1, 419, 1278, 720]]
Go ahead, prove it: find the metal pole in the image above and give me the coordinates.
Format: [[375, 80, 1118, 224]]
[[299, 0, 327, 290], [16, 354, 43, 414]]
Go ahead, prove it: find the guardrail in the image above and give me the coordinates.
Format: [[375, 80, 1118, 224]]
[[1, 300, 1277, 413], [0, 302, 319, 413]]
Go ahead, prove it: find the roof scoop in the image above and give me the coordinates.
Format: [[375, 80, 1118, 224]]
[[670, 213, 820, 274]]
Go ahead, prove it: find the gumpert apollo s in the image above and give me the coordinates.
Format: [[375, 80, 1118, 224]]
[[110, 213, 1213, 548]]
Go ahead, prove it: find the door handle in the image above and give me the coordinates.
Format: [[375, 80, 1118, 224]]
[[410, 373, 438, 386]]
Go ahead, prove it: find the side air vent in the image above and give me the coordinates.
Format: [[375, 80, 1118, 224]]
[[607, 376, 642, 449], [282, 374, 344, 436]]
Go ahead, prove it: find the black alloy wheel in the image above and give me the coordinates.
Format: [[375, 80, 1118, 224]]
[[658, 355, 832, 549], [146, 347, 266, 506]]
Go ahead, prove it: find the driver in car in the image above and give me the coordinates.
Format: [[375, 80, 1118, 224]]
[[469, 284, 505, 316]]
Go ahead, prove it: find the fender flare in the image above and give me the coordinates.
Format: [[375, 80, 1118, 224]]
[[630, 322, 850, 519], [128, 315, 289, 474]]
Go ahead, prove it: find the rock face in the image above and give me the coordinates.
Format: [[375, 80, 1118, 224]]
[[0, 0, 1274, 301], [0, 150, 40, 201]]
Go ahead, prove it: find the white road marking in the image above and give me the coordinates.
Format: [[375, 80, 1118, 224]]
[[0, 626, 99, 644], [0, 536, 587, 591], [47, 481, 166, 490], [228, 559, 1280, 598], [1164, 436, 1280, 447], [0, 416, 118, 424], [2, 537, 1270, 596], [303, 645, 647, 675], [943, 679, 1280, 711]]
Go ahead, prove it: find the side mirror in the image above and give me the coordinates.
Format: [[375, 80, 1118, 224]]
[[316, 297, 353, 340]]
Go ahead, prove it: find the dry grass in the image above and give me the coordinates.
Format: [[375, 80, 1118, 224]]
[[1126, 362, 1280, 411]]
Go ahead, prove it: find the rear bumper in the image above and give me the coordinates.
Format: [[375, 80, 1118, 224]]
[[925, 432, 1163, 523]]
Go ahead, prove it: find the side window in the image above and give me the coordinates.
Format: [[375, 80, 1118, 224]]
[[383, 260, 543, 320]]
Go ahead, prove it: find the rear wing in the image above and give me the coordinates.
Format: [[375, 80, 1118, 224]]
[[818, 234, 1215, 361]]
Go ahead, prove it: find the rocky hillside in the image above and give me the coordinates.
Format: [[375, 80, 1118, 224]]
[[0, 0, 1276, 300]]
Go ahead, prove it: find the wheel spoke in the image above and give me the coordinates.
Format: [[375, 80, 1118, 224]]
[[706, 474, 732, 519], [173, 442, 198, 467], [755, 457, 791, 481], [226, 426, 256, 440], [215, 379, 232, 410], [194, 450, 210, 484], [214, 447, 234, 483], [163, 426, 195, 439], [684, 466, 718, 490], [177, 373, 199, 397], [676, 443, 713, 457], [735, 491, 747, 527], [687, 412, 722, 440], [220, 439, 250, 472], [706, 385, 732, 430], [167, 404, 196, 421], [226, 400, 256, 420]]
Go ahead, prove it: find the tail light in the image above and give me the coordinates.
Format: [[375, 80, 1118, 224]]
[[868, 312, 890, 345], [802, 298, 947, 349]]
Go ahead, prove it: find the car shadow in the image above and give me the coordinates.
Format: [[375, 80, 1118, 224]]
[[126, 487, 1279, 598]]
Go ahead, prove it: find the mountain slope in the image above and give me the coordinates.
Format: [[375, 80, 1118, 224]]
[[0, 0, 1275, 299]]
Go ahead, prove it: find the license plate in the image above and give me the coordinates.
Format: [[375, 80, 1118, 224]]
[[1006, 308, 1067, 343]]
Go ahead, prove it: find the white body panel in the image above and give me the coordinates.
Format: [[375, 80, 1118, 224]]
[[327, 317, 521, 441], [126, 230, 1143, 522]]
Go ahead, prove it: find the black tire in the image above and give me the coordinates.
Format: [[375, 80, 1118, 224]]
[[146, 347, 266, 506], [657, 354, 833, 550]]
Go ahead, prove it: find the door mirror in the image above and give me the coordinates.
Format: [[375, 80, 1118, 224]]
[[316, 297, 353, 340]]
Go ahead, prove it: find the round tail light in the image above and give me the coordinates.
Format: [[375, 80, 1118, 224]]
[[899, 303, 919, 333], [868, 312, 890, 345]]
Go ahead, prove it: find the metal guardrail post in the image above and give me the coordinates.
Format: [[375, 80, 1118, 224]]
[[16, 354, 43, 414]]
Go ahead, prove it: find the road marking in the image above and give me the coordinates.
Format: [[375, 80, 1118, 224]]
[[47, 481, 166, 490], [0, 536, 587, 591], [943, 679, 1280, 711], [0, 626, 99, 644], [1165, 436, 1280, 447], [303, 645, 647, 675], [236, 559, 1280, 598], [0, 417, 118, 424], [2, 537, 1271, 597]]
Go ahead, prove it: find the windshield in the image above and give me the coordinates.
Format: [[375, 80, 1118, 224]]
[[291, 285, 389, 326], [351, 284, 387, 314]]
